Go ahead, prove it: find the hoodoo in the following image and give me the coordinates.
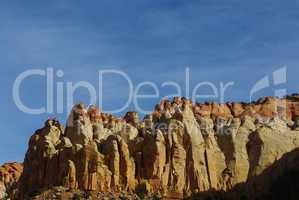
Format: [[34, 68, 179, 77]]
[[3, 95, 299, 199]]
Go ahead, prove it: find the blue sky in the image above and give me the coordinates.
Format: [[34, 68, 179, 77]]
[[1, 0, 299, 164]]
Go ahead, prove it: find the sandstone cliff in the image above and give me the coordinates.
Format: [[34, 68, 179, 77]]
[[0, 162, 22, 199], [15, 94, 299, 199]]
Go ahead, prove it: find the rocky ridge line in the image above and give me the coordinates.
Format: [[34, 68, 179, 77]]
[[16, 94, 299, 199]]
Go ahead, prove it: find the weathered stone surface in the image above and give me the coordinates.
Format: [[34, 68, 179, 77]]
[[101, 135, 136, 191], [247, 126, 299, 178], [0, 162, 23, 199], [0, 181, 6, 199], [15, 95, 299, 199], [65, 104, 93, 145]]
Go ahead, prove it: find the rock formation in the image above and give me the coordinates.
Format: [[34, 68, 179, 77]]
[[14, 94, 299, 199], [0, 162, 23, 199]]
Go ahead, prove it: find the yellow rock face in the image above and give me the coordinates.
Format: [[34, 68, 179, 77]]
[[15, 96, 299, 199]]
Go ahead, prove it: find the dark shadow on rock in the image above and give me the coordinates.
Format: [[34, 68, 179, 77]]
[[185, 148, 299, 200]]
